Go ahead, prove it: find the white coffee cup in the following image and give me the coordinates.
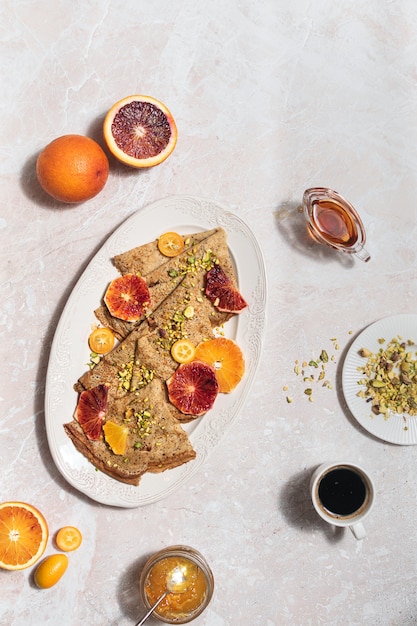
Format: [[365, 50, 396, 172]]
[[310, 462, 375, 540]]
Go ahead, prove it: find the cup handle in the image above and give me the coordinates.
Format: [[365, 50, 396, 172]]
[[349, 521, 366, 540]]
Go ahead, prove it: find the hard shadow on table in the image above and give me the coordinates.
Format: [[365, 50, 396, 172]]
[[113, 552, 159, 626], [279, 467, 345, 543], [20, 111, 143, 207], [273, 200, 355, 268]]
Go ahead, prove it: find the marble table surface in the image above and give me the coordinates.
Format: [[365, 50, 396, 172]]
[[2, 1, 417, 625]]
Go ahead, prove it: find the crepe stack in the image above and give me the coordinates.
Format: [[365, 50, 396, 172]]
[[65, 227, 241, 486]]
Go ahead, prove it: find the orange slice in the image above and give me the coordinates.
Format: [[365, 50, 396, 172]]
[[55, 526, 82, 552], [104, 273, 151, 321], [103, 95, 177, 168], [34, 554, 68, 588], [194, 337, 245, 393], [171, 339, 196, 364], [0, 502, 48, 570], [103, 421, 129, 455], [157, 232, 185, 257], [88, 327, 115, 354]]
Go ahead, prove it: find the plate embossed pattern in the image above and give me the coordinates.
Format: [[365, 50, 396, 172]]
[[45, 196, 267, 506], [342, 314, 417, 445]]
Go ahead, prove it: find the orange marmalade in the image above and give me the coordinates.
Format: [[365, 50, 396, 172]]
[[144, 556, 207, 620]]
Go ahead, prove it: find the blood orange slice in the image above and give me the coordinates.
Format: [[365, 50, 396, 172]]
[[167, 361, 219, 416], [75, 384, 108, 440], [194, 338, 245, 393], [205, 265, 248, 313], [103, 95, 177, 168], [0, 502, 48, 570], [104, 273, 150, 321]]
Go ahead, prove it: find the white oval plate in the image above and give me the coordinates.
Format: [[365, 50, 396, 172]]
[[342, 314, 417, 445], [45, 196, 267, 506]]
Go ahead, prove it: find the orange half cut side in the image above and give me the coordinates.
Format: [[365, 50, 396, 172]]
[[0, 502, 48, 570]]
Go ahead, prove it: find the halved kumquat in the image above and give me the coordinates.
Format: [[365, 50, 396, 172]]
[[171, 339, 196, 364], [55, 526, 82, 552], [88, 327, 115, 354], [158, 232, 185, 257]]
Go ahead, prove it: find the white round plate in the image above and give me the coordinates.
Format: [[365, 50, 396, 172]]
[[342, 314, 417, 445], [45, 196, 267, 507]]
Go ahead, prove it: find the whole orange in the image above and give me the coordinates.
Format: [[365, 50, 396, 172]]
[[36, 134, 109, 203]]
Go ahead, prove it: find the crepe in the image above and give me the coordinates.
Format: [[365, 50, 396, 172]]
[[64, 379, 196, 486], [113, 229, 218, 276], [94, 228, 230, 340]]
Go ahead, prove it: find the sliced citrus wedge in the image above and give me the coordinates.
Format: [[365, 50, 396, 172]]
[[0, 502, 48, 570], [194, 337, 245, 392], [103, 95, 177, 168], [205, 265, 248, 313], [157, 232, 185, 257], [104, 273, 151, 321], [103, 421, 129, 455]]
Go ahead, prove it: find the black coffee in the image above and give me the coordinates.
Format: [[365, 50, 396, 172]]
[[318, 467, 367, 516]]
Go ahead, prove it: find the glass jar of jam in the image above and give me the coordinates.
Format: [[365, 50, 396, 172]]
[[139, 545, 214, 623]]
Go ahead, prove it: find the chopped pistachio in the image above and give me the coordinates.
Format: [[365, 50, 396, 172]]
[[320, 350, 329, 363], [183, 305, 194, 319]]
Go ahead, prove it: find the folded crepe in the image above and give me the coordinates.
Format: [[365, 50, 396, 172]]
[[94, 228, 230, 340], [113, 229, 218, 276], [64, 378, 196, 486]]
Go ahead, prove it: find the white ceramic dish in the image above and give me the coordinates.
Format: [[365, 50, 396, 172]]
[[342, 314, 417, 445], [45, 196, 267, 506]]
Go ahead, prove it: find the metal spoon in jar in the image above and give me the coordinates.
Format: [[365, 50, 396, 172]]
[[134, 565, 188, 626]]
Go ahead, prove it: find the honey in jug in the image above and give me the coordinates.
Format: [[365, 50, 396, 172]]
[[310, 199, 358, 248]]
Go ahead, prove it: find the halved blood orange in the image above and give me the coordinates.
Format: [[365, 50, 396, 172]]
[[103, 421, 129, 455], [0, 502, 48, 570], [75, 384, 108, 440], [104, 273, 150, 321], [194, 337, 245, 393], [103, 95, 177, 168], [205, 265, 248, 313], [167, 361, 219, 416], [158, 232, 185, 257]]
